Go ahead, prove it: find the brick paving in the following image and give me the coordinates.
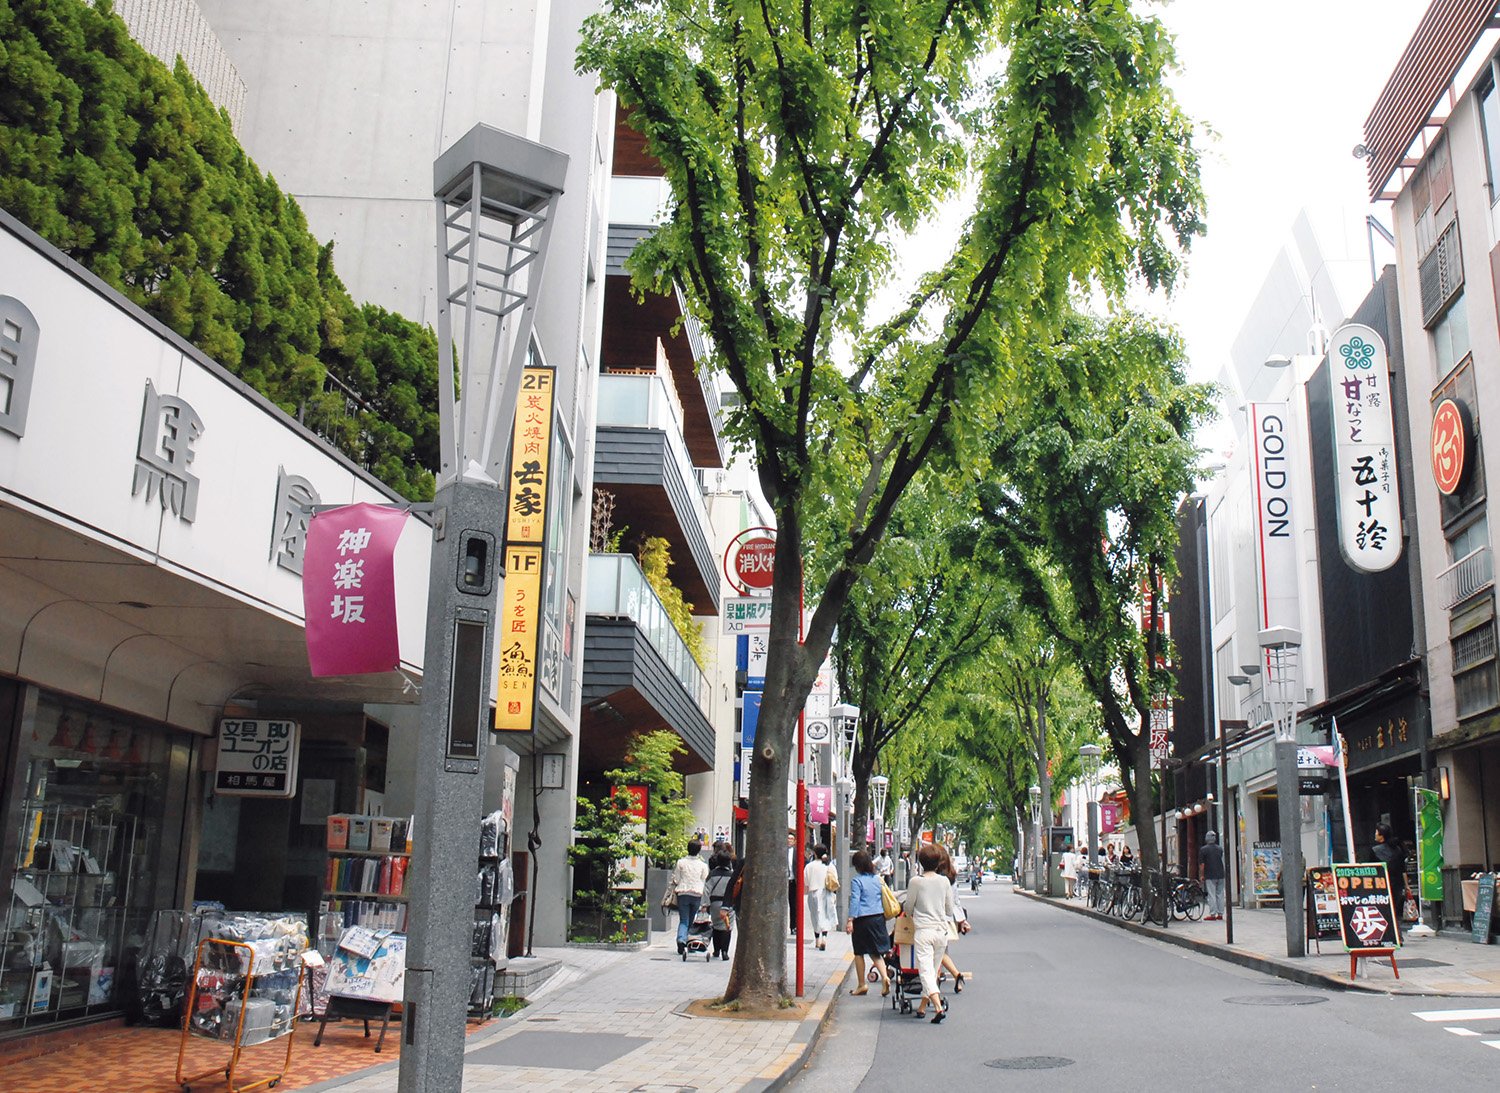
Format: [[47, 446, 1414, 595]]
[[2, 936, 853, 1092], [318, 932, 852, 1093]]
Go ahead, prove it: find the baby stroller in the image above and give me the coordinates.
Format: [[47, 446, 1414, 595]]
[[683, 904, 714, 961], [886, 939, 926, 1014]]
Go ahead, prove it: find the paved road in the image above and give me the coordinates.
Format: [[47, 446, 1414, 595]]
[[790, 885, 1499, 1092]]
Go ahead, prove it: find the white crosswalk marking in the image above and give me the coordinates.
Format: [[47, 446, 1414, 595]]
[[1445, 1027, 1481, 1037], [1484, 1041, 1500, 1051], [1413, 1007, 1500, 1022]]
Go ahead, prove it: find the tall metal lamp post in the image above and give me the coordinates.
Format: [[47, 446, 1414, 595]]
[[831, 703, 859, 918], [870, 774, 889, 858], [400, 125, 567, 1093], [1080, 744, 1102, 866], [1028, 783, 1042, 892], [1260, 626, 1306, 959]]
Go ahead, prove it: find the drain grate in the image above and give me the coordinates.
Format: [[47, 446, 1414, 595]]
[[985, 1056, 1075, 1070], [1224, 994, 1328, 1006]]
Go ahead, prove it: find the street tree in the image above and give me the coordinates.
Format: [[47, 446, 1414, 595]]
[[833, 480, 1011, 854], [981, 310, 1209, 901], [579, 0, 1203, 1008]]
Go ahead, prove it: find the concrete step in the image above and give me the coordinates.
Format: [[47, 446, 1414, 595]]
[[495, 957, 563, 997]]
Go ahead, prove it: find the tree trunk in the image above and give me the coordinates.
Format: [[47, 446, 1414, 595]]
[[1127, 727, 1160, 905], [723, 524, 825, 1008], [1035, 692, 1051, 891]]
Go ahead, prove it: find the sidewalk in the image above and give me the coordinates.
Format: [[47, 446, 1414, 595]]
[[0, 934, 851, 1093], [1025, 888, 1500, 996], [309, 931, 853, 1093]]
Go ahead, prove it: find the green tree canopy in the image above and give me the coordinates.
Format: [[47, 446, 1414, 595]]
[[0, 0, 439, 498], [580, 0, 1204, 1007]]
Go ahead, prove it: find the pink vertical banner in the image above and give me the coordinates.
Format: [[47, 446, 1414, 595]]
[[301, 502, 409, 676], [867, 820, 875, 844], [808, 785, 833, 824]]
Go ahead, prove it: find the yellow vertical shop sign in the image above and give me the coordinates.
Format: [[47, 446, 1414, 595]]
[[494, 367, 555, 732]]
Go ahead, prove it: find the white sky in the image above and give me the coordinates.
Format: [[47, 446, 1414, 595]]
[[1155, 0, 1419, 384]]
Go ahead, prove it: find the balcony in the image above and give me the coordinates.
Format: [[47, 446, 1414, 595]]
[[582, 554, 714, 774], [1438, 545, 1494, 610], [594, 371, 721, 611]]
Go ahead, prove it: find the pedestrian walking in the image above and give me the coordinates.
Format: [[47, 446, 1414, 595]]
[[876, 848, 895, 889], [844, 850, 892, 996], [1199, 829, 1226, 920], [901, 843, 956, 1023], [670, 838, 709, 956], [804, 844, 838, 950], [1061, 843, 1080, 898], [706, 843, 737, 960], [1371, 821, 1409, 916], [934, 844, 970, 992]]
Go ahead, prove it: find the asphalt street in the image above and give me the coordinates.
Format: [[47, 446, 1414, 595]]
[[789, 884, 1499, 1092]]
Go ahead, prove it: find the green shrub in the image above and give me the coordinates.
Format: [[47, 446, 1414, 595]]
[[0, 0, 438, 499]]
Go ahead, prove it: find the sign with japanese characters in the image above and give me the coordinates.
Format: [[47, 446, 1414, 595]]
[[1333, 862, 1401, 951], [214, 718, 300, 797], [1149, 707, 1170, 769], [723, 597, 774, 633], [613, 784, 648, 891], [301, 503, 409, 676], [504, 367, 555, 546], [1431, 396, 1472, 496], [724, 527, 777, 594], [494, 545, 544, 731], [808, 785, 834, 824], [494, 366, 556, 732], [134, 379, 204, 522], [1327, 324, 1402, 572], [1250, 402, 1301, 634]]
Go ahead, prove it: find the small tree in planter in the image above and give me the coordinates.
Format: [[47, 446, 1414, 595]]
[[568, 787, 649, 943]]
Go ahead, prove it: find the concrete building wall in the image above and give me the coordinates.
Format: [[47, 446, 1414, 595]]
[[116, 0, 246, 129]]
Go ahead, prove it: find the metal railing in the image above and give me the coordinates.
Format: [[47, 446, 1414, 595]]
[[1438, 545, 1494, 609], [596, 372, 715, 534], [586, 553, 710, 712]]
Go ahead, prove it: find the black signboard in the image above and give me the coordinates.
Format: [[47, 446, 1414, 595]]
[[1333, 863, 1402, 951], [1305, 867, 1341, 941], [1474, 874, 1496, 945], [1298, 777, 1330, 796]]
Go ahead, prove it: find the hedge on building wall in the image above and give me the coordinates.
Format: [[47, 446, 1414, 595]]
[[0, 0, 439, 499]]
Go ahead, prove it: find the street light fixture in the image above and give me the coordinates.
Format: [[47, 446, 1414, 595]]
[[1079, 744, 1103, 865], [403, 124, 568, 1093], [1259, 626, 1305, 959], [1028, 783, 1043, 892], [830, 703, 859, 918]]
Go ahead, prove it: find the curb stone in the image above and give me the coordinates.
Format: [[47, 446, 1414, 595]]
[[1020, 889, 1498, 998], [739, 953, 855, 1093]]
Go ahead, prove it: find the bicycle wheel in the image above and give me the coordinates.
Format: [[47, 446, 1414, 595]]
[[1170, 884, 1189, 921], [1185, 882, 1207, 921]]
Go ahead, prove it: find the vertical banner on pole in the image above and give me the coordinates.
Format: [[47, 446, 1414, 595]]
[[494, 366, 555, 732], [1415, 787, 1445, 903], [1250, 402, 1302, 637]]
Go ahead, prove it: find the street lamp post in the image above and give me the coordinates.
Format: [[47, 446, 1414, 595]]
[[400, 126, 568, 1093], [1028, 783, 1042, 892], [1080, 744, 1102, 868], [831, 703, 859, 919], [1260, 627, 1306, 959], [870, 774, 889, 859]]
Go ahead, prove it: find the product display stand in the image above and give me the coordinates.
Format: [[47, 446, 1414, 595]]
[[314, 995, 394, 1053], [175, 938, 304, 1093]]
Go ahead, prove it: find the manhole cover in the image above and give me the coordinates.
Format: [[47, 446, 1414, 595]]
[[985, 1057, 1075, 1070], [1397, 958, 1451, 969], [1224, 995, 1328, 1006]]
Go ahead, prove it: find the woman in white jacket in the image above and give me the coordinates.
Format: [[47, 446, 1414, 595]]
[[802, 844, 838, 950]]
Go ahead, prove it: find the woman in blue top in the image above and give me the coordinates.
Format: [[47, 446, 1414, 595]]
[[843, 850, 892, 995]]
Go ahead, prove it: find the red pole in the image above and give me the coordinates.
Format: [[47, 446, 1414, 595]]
[[795, 576, 806, 997]]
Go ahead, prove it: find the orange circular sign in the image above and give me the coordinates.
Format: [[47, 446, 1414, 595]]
[[1432, 398, 1469, 496]]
